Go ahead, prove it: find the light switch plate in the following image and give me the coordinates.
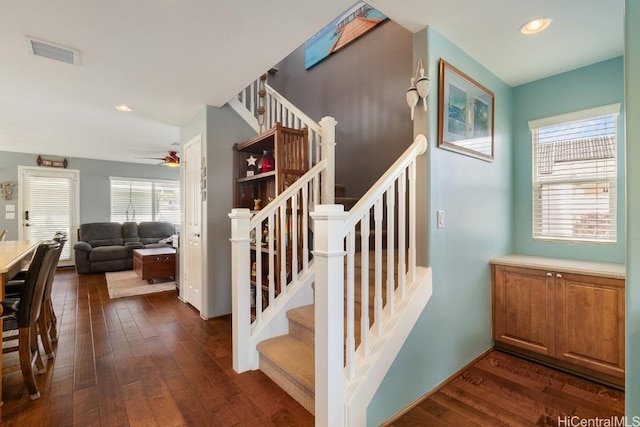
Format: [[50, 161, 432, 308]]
[[6, 212, 15, 220], [5, 204, 15, 212]]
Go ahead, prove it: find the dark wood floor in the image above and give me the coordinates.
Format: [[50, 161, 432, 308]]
[[1, 270, 314, 426], [2, 270, 625, 426], [388, 350, 625, 427]]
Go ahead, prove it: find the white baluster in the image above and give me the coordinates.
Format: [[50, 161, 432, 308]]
[[280, 203, 287, 291], [374, 199, 383, 336], [268, 214, 275, 305], [302, 184, 309, 272], [408, 159, 417, 283], [360, 212, 370, 357], [398, 171, 407, 298], [386, 186, 395, 315], [291, 193, 298, 283], [346, 228, 355, 381], [255, 222, 263, 323], [320, 116, 337, 204]]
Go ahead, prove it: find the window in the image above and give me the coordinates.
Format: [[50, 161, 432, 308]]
[[530, 104, 620, 243], [110, 178, 180, 225]]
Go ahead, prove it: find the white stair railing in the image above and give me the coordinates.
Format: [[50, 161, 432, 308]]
[[230, 159, 328, 373], [231, 77, 324, 170], [311, 134, 430, 426]]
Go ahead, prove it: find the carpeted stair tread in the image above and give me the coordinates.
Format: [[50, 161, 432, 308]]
[[287, 304, 314, 329], [257, 335, 315, 391]]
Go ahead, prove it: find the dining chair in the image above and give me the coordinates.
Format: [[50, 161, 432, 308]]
[[1, 241, 60, 400], [4, 233, 67, 358]]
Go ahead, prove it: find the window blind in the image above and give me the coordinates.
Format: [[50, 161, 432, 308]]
[[110, 178, 180, 225], [26, 175, 73, 260], [530, 104, 619, 243]]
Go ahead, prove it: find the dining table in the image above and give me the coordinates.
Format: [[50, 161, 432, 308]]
[[0, 240, 41, 421]]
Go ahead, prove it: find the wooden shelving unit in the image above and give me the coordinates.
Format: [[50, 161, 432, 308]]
[[233, 122, 309, 318]]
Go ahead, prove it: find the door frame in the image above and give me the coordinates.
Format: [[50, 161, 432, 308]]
[[180, 134, 206, 315], [18, 166, 80, 266]]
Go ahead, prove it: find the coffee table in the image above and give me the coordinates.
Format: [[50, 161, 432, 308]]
[[133, 247, 176, 283]]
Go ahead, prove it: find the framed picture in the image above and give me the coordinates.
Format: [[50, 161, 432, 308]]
[[304, 2, 387, 69], [438, 59, 494, 161]]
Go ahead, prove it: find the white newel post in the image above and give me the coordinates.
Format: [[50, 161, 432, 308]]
[[229, 208, 253, 373], [320, 116, 337, 205], [310, 205, 346, 427]]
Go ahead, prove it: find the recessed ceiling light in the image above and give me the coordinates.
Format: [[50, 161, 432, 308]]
[[115, 105, 134, 112], [520, 17, 552, 35]]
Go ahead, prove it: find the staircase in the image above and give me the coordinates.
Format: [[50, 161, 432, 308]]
[[229, 76, 432, 426], [256, 248, 392, 415]]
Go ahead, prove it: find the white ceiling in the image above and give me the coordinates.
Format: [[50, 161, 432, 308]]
[[0, 1, 623, 165]]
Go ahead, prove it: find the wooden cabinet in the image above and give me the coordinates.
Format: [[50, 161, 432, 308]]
[[233, 122, 308, 210], [491, 256, 625, 388]]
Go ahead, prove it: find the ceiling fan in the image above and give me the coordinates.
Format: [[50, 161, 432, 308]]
[[139, 150, 180, 167]]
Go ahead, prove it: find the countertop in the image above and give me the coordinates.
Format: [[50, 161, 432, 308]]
[[490, 254, 625, 280]]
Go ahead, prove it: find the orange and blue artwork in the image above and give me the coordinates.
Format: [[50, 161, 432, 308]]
[[304, 2, 388, 69]]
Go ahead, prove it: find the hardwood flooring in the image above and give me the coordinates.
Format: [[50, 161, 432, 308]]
[[388, 350, 625, 427], [2, 270, 625, 426], [1, 270, 314, 426]]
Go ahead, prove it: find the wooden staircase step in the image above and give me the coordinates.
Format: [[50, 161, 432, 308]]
[[257, 335, 315, 414], [335, 183, 346, 198]]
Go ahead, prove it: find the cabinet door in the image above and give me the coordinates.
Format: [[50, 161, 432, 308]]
[[555, 273, 625, 380], [493, 265, 555, 356]]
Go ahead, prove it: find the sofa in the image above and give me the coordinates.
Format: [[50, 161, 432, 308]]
[[73, 221, 175, 274]]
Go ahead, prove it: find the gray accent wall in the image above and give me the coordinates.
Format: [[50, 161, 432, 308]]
[[268, 21, 413, 198], [0, 150, 179, 240]]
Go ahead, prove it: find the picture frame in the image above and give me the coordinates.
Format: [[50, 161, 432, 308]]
[[438, 59, 494, 161]]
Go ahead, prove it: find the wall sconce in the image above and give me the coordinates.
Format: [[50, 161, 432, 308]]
[[406, 58, 430, 120], [1, 182, 14, 200]]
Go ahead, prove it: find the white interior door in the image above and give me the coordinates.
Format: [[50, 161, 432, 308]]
[[19, 167, 79, 266], [182, 136, 203, 311]]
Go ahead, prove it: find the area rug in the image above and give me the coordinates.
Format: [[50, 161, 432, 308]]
[[105, 270, 176, 299]]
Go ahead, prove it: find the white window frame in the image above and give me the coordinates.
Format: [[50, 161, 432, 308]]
[[110, 177, 180, 225], [529, 103, 620, 244]]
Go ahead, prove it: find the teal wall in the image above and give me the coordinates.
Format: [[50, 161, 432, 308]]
[[513, 57, 626, 263], [625, 0, 640, 418], [368, 26, 514, 426], [0, 151, 179, 240]]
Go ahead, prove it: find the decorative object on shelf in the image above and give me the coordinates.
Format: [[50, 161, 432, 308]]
[[253, 198, 262, 211], [262, 223, 269, 244], [246, 155, 257, 176], [407, 58, 430, 120], [0, 182, 14, 200], [438, 58, 495, 161], [37, 155, 68, 168], [250, 228, 256, 244], [257, 73, 267, 131], [257, 150, 275, 173]]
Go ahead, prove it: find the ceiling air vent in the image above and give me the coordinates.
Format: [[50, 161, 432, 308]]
[[25, 36, 80, 65]]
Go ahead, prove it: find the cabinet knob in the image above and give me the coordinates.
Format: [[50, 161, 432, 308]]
[[546, 272, 552, 277], [556, 273, 562, 278]]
